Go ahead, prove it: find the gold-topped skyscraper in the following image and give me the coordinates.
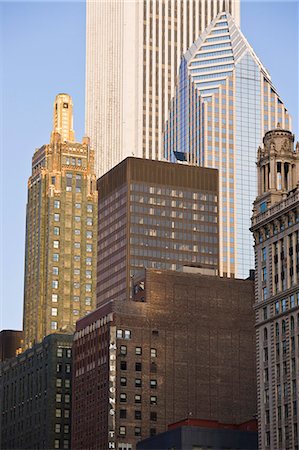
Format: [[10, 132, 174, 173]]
[[23, 94, 98, 350]]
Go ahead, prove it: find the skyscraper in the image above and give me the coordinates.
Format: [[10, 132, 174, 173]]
[[23, 94, 98, 350], [251, 126, 299, 449], [96, 157, 219, 305], [85, 0, 240, 177], [164, 12, 292, 278]]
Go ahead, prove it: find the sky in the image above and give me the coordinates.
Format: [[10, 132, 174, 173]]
[[0, 0, 298, 331]]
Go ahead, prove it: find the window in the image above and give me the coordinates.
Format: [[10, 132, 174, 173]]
[[56, 409, 62, 418], [57, 363, 62, 373], [65, 394, 70, 403], [66, 173, 72, 191], [73, 296, 79, 302], [53, 240, 59, 249], [53, 267, 59, 275], [52, 280, 59, 289], [64, 425, 69, 434], [73, 309, 79, 316], [56, 378, 62, 387], [56, 393, 62, 403], [74, 255, 80, 262], [53, 253, 59, 262], [63, 440, 69, 449], [119, 426, 126, 436], [74, 229, 80, 236], [51, 321, 58, 330], [74, 268, 80, 276], [76, 174, 82, 192], [135, 347, 142, 356], [54, 213, 60, 222], [85, 297, 91, 306], [77, 158, 82, 166], [86, 284, 91, 292], [120, 361, 127, 371], [65, 379, 70, 388], [135, 362, 142, 372], [86, 244, 92, 253], [120, 409, 127, 419], [135, 410, 142, 420], [262, 247, 267, 261], [117, 330, 123, 339], [120, 377, 127, 387], [275, 301, 280, 315], [65, 364, 71, 373], [151, 348, 157, 358], [135, 378, 142, 388], [54, 227, 60, 236], [135, 394, 141, 403], [54, 440, 60, 449], [52, 294, 58, 302], [64, 409, 70, 418], [150, 428, 156, 437], [75, 203, 81, 209], [74, 242, 80, 249], [150, 379, 157, 389], [150, 396, 157, 405], [150, 411, 157, 421], [86, 257, 92, 266], [120, 393, 127, 403], [73, 282, 80, 289], [75, 216, 80, 222], [52, 308, 58, 316], [124, 330, 131, 339], [86, 231, 93, 239], [55, 423, 61, 433], [86, 270, 92, 279], [120, 345, 127, 355], [86, 218, 93, 226], [135, 427, 141, 437], [87, 204, 93, 213]]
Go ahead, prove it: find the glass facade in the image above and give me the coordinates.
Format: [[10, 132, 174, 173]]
[[164, 12, 292, 278]]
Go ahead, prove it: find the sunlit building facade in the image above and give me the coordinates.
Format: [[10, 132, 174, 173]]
[[251, 126, 299, 450], [164, 12, 292, 278], [86, 0, 240, 177], [23, 94, 98, 350]]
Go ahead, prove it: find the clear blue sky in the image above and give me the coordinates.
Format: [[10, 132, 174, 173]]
[[0, 1, 298, 331]]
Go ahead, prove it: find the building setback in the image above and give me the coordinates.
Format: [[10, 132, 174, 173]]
[[0, 333, 73, 450], [97, 156, 219, 306], [0, 330, 23, 362], [85, 0, 240, 177], [23, 94, 98, 350], [251, 126, 299, 450], [164, 12, 292, 279], [72, 268, 256, 450]]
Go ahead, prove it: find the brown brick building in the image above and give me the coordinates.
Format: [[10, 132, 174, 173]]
[[72, 268, 256, 450], [97, 157, 219, 306], [0, 330, 23, 362]]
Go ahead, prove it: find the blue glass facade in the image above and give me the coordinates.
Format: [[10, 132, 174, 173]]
[[164, 12, 292, 278]]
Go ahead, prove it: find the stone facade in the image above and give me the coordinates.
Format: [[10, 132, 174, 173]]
[[251, 125, 299, 449], [23, 94, 98, 349], [72, 268, 256, 450]]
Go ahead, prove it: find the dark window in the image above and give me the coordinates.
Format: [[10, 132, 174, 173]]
[[120, 409, 127, 419], [120, 361, 127, 371], [150, 428, 156, 437], [150, 411, 157, 421], [135, 378, 142, 388], [135, 362, 142, 371], [135, 427, 141, 437], [150, 379, 157, 389], [135, 410, 142, 420], [120, 377, 127, 386], [120, 393, 127, 403]]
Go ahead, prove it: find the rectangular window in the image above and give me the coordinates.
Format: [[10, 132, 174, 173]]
[[85, 297, 91, 306], [51, 321, 58, 330], [87, 204, 93, 213], [151, 348, 157, 358], [120, 377, 127, 387], [55, 409, 61, 418], [150, 379, 157, 389], [53, 240, 59, 249], [56, 393, 62, 403], [56, 378, 62, 387], [86, 218, 93, 226], [135, 378, 142, 388], [135, 347, 142, 356], [86, 244, 92, 252], [75, 203, 81, 209], [54, 213, 60, 222], [120, 393, 127, 403], [65, 379, 70, 388], [119, 426, 126, 436], [120, 345, 127, 355], [150, 396, 157, 405], [52, 294, 58, 302], [86, 257, 92, 265], [52, 280, 59, 289], [86, 270, 92, 279], [54, 200, 60, 209], [54, 227, 60, 236], [53, 267, 59, 275], [53, 253, 59, 262], [135, 394, 141, 403], [86, 231, 93, 239], [52, 308, 58, 316], [135, 362, 142, 372], [86, 284, 91, 292]]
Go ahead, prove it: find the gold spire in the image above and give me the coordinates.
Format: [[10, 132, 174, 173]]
[[51, 93, 75, 143]]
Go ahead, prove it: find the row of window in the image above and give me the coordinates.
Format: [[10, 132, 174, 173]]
[[119, 391, 157, 404], [55, 409, 70, 418], [52, 267, 92, 278], [54, 214, 93, 225], [56, 393, 70, 403], [120, 346, 157, 357], [53, 241, 93, 251], [54, 439, 69, 449], [53, 227, 93, 238], [55, 423, 70, 434], [120, 380, 157, 396], [54, 200, 93, 212], [56, 378, 71, 388], [52, 294, 91, 305]]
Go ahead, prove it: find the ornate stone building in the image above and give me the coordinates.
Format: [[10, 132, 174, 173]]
[[251, 125, 299, 449], [23, 94, 97, 350]]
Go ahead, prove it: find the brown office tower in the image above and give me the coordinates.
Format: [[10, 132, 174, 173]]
[[251, 125, 299, 449], [23, 94, 98, 350], [97, 157, 218, 305], [72, 268, 256, 450]]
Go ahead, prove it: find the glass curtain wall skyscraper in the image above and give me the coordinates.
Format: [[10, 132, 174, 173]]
[[86, 0, 240, 177], [164, 12, 292, 278]]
